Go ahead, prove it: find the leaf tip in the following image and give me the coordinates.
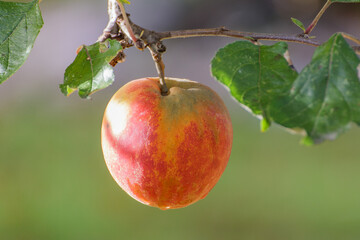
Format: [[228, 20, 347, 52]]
[[76, 45, 84, 55], [301, 136, 314, 146], [59, 84, 76, 97], [260, 118, 271, 132]]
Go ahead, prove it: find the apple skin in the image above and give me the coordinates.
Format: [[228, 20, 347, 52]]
[[101, 77, 233, 210]]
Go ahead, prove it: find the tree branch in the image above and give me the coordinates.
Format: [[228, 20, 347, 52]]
[[158, 27, 320, 47], [98, 0, 121, 42], [99, 3, 360, 83], [116, 0, 143, 49], [341, 32, 360, 45], [158, 28, 359, 54]]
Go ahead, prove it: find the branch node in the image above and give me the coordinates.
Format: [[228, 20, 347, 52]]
[[110, 51, 126, 67], [135, 39, 146, 50]]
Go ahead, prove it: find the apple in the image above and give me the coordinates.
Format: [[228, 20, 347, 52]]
[[101, 77, 233, 209]]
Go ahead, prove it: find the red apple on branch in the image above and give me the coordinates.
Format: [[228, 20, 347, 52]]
[[101, 77, 233, 209]]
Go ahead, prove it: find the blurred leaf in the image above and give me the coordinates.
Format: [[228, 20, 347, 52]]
[[270, 33, 360, 143], [301, 136, 315, 146], [291, 17, 306, 32], [61, 39, 122, 98], [0, 0, 43, 84], [211, 41, 298, 125]]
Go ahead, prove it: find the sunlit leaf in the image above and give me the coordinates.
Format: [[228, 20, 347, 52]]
[[211, 41, 298, 125], [0, 0, 43, 83], [61, 39, 122, 98], [261, 118, 271, 132], [270, 33, 360, 143]]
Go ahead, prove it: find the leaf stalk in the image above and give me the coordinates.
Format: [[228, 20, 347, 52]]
[[304, 0, 332, 35]]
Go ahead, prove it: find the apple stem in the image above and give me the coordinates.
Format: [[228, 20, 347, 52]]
[[149, 47, 168, 95]]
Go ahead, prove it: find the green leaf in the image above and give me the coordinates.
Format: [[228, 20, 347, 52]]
[[270, 33, 360, 143], [61, 39, 122, 98], [211, 41, 298, 126], [330, 0, 360, 2], [301, 136, 315, 146], [0, 0, 43, 84], [291, 17, 306, 32], [261, 118, 271, 132]]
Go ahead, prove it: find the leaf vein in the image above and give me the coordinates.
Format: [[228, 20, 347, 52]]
[[0, 1, 37, 46], [310, 35, 337, 135]]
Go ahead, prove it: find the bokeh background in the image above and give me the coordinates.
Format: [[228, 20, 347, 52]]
[[1, 0, 360, 239]]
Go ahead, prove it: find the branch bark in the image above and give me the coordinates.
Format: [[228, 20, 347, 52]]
[[158, 28, 320, 47], [98, 0, 360, 88], [98, 0, 121, 42]]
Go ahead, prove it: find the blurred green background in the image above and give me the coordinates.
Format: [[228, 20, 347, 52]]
[[1, 0, 360, 239]]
